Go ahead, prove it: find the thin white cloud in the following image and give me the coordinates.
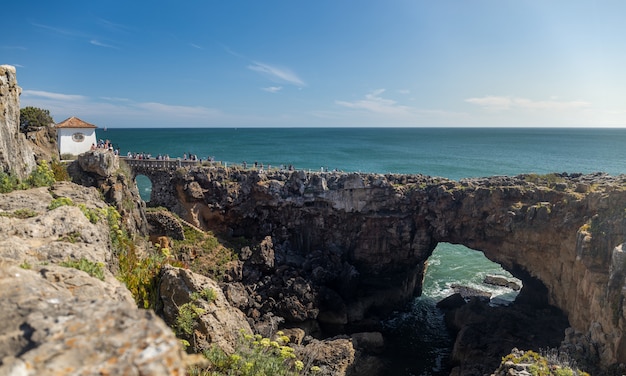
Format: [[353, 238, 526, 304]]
[[31, 22, 85, 38], [19, 89, 226, 126], [100, 96, 131, 102], [0, 46, 27, 50], [97, 18, 132, 33], [248, 62, 305, 87], [336, 89, 413, 115], [135, 102, 221, 117], [90, 39, 118, 49], [22, 90, 86, 102], [465, 95, 591, 112], [262, 86, 283, 93], [189, 43, 203, 50]]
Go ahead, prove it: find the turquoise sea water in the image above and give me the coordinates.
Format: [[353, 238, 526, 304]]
[[104, 127, 625, 375], [103, 127, 626, 180]]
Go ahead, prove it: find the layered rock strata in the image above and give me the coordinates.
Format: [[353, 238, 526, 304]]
[[144, 166, 626, 370]]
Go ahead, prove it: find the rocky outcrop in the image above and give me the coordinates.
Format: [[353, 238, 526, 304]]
[[0, 65, 35, 179], [144, 166, 626, 371], [0, 265, 184, 376], [159, 265, 253, 354], [146, 210, 186, 240], [0, 182, 186, 375], [24, 123, 59, 163], [68, 150, 148, 235]]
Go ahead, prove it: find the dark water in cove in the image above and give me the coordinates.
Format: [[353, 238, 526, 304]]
[[104, 127, 625, 375]]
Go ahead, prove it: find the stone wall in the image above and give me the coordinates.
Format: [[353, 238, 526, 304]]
[[0, 65, 35, 179]]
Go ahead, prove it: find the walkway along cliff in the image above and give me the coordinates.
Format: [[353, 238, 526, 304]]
[[129, 161, 626, 370]]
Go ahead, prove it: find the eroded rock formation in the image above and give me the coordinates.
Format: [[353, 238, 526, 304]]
[[69, 150, 148, 235], [0, 65, 36, 179], [144, 166, 626, 371], [0, 182, 187, 375]]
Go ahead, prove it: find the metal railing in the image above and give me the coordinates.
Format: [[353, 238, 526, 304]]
[[119, 156, 201, 171]]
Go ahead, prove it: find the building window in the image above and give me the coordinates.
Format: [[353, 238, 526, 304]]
[[72, 132, 85, 142]]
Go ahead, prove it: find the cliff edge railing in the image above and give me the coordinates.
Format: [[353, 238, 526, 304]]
[[120, 156, 201, 177]]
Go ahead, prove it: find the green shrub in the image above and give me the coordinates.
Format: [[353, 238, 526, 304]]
[[59, 258, 105, 281], [78, 203, 101, 224], [59, 230, 82, 243], [50, 159, 70, 181], [48, 197, 74, 210], [0, 171, 19, 193], [500, 349, 589, 376], [26, 160, 55, 188], [14, 208, 39, 218], [108, 206, 168, 309], [194, 331, 320, 376], [0, 208, 39, 219], [175, 302, 206, 337]]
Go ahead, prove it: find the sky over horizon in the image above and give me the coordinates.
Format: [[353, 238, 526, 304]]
[[3, 1, 626, 128]]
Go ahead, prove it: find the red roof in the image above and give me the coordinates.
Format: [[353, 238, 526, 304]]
[[55, 116, 98, 129]]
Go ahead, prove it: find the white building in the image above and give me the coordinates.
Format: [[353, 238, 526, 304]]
[[56, 117, 98, 157]]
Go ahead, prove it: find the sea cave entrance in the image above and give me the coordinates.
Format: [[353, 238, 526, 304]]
[[423, 243, 522, 305], [135, 174, 152, 202], [381, 243, 523, 375]]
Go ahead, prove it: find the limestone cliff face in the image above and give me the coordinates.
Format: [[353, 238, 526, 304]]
[[0, 65, 35, 179], [152, 167, 626, 368]]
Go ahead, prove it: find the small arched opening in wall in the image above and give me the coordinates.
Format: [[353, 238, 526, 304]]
[[135, 174, 153, 202]]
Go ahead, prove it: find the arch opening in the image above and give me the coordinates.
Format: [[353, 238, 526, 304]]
[[381, 243, 523, 375], [423, 243, 522, 306], [135, 174, 152, 202]]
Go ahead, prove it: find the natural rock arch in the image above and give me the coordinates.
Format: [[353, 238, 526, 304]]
[[130, 165, 626, 367]]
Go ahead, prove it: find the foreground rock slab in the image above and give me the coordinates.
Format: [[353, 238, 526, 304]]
[[0, 265, 185, 376]]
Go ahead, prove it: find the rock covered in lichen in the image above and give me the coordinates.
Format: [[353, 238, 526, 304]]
[[0, 182, 187, 375]]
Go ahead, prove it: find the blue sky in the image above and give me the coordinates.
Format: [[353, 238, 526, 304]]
[[3, 1, 626, 128]]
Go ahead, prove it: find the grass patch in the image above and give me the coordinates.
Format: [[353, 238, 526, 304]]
[[0, 208, 39, 219], [171, 226, 238, 281], [59, 230, 82, 243], [48, 197, 74, 210], [59, 258, 105, 281]]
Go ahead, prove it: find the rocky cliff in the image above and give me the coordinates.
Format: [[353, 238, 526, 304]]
[[148, 166, 626, 372], [0, 182, 187, 375], [0, 65, 36, 179]]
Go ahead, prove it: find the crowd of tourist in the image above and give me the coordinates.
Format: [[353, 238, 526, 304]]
[[90, 144, 341, 174], [91, 139, 119, 155]]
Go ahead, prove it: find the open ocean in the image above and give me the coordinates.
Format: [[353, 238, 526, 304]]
[[105, 127, 625, 375]]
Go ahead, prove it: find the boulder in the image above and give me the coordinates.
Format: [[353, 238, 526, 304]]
[[484, 274, 521, 291], [297, 338, 356, 376], [159, 265, 253, 353], [77, 149, 119, 177], [0, 265, 185, 375]]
